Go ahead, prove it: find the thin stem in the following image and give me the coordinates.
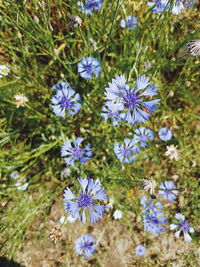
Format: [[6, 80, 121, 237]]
[[102, 0, 121, 62]]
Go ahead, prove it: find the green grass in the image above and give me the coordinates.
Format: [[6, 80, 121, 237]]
[[0, 0, 199, 266]]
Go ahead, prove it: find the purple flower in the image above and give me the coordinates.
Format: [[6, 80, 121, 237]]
[[104, 74, 160, 125], [148, 0, 195, 14], [52, 81, 70, 91], [114, 138, 139, 163], [101, 104, 121, 126], [143, 211, 167, 234], [158, 127, 173, 141], [147, 0, 168, 13], [61, 137, 92, 166], [158, 181, 178, 202], [75, 234, 96, 257], [120, 16, 138, 30], [140, 196, 163, 214], [135, 245, 146, 256], [185, 0, 196, 8], [77, 0, 103, 15], [168, 0, 185, 14], [170, 213, 194, 242], [51, 82, 81, 118], [133, 127, 154, 148], [78, 57, 101, 80], [141, 196, 167, 234], [63, 178, 107, 224]]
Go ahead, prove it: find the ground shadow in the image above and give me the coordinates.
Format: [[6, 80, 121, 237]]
[[0, 257, 24, 267]]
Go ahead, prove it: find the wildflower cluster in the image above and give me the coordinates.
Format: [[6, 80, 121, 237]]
[[32, 0, 196, 259], [114, 126, 173, 163], [1, 0, 198, 263], [140, 180, 194, 242], [147, 0, 196, 15]]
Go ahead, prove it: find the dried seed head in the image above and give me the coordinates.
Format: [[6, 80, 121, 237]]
[[183, 40, 200, 57], [142, 177, 157, 195], [67, 16, 82, 30], [49, 227, 62, 243]]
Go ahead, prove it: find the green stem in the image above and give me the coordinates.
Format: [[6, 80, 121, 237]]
[[102, 0, 121, 62]]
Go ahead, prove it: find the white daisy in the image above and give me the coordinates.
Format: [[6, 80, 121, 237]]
[[165, 145, 179, 161], [14, 94, 29, 108], [0, 65, 10, 78]]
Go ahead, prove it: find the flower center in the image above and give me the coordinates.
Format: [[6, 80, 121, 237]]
[[1, 69, 7, 73], [152, 218, 159, 225], [72, 147, 84, 159], [123, 91, 140, 109], [61, 97, 72, 109], [82, 242, 92, 249], [123, 147, 131, 156], [127, 19, 133, 28], [78, 193, 92, 207], [162, 130, 168, 136], [181, 221, 190, 232], [85, 64, 93, 74]]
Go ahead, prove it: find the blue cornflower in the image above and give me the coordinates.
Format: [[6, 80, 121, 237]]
[[158, 127, 173, 141], [51, 83, 81, 118], [114, 138, 139, 163], [75, 234, 96, 257], [61, 137, 92, 166], [158, 181, 178, 202], [135, 245, 146, 256], [101, 103, 121, 126], [140, 196, 163, 214], [141, 196, 166, 234], [148, 0, 195, 14], [163, 0, 184, 14], [133, 127, 154, 148], [77, 0, 103, 15], [143, 210, 167, 234], [147, 0, 168, 13], [120, 16, 138, 30], [170, 213, 194, 242], [185, 0, 196, 8], [104, 74, 160, 125], [52, 81, 71, 92], [63, 177, 107, 224], [78, 57, 101, 80]]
